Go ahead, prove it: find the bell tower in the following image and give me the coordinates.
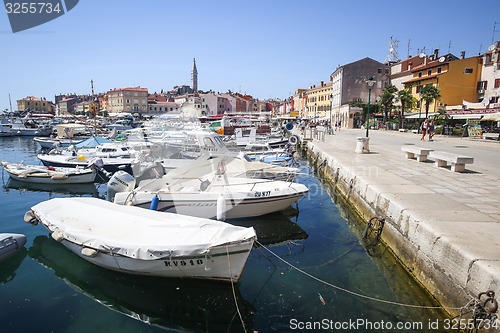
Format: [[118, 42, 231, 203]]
[[191, 58, 198, 93]]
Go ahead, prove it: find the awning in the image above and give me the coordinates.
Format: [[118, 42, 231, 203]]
[[450, 114, 483, 120], [404, 112, 439, 119], [480, 112, 500, 121]]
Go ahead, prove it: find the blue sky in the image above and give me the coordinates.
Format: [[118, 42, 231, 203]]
[[1, 0, 499, 112]]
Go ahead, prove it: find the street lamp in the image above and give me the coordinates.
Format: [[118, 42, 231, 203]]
[[365, 76, 376, 137], [418, 91, 423, 134], [314, 103, 317, 123], [329, 94, 333, 134]]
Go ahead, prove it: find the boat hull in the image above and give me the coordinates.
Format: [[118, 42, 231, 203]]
[[117, 189, 308, 219], [59, 237, 254, 281], [2, 164, 97, 184], [38, 154, 133, 174], [34, 137, 86, 149]]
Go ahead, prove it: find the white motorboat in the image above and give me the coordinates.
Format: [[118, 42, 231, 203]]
[[9, 117, 52, 136], [34, 123, 91, 149], [0, 233, 27, 262], [1, 161, 97, 184], [24, 197, 256, 282], [37, 139, 137, 174], [0, 119, 15, 137], [112, 157, 309, 220]]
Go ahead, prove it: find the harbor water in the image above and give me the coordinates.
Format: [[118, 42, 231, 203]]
[[0, 136, 447, 332]]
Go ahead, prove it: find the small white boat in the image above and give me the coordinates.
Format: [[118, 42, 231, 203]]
[[1, 161, 97, 184], [24, 197, 256, 282], [34, 123, 92, 149], [0, 121, 15, 137], [111, 157, 309, 220], [0, 233, 27, 262]]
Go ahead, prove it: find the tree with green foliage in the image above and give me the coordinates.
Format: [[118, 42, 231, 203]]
[[380, 84, 397, 123], [396, 88, 414, 129], [419, 85, 441, 119]]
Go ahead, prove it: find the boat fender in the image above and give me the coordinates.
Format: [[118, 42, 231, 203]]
[[51, 174, 68, 180], [149, 194, 159, 210], [288, 135, 299, 145], [285, 122, 294, 131], [77, 155, 86, 161], [0, 234, 27, 262], [23, 210, 38, 225], [216, 194, 226, 221], [51, 230, 64, 242], [81, 247, 98, 258]]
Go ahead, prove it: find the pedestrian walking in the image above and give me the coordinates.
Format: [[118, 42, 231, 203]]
[[420, 119, 428, 141], [428, 119, 435, 141], [300, 119, 306, 136]]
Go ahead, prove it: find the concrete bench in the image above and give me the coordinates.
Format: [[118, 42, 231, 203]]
[[428, 151, 474, 172], [401, 145, 433, 162], [398, 128, 408, 132], [411, 129, 419, 134], [482, 133, 499, 140]]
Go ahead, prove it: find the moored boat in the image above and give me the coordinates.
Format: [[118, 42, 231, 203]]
[[0, 233, 27, 263], [111, 157, 309, 220], [28, 234, 255, 332], [24, 197, 256, 282], [1, 161, 97, 184]]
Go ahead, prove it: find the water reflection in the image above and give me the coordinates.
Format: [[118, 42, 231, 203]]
[[230, 211, 308, 246], [3, 178, 101, 197], [29, 235, 255, 332], [0, 248, 27, 284]]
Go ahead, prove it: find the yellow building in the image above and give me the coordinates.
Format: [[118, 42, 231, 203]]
[[305, 81, 332, 121], [107, 87, 148, 114], [75, 101, 99, 115], [403, 53, 482, 112], [17, 96, 54, 113]]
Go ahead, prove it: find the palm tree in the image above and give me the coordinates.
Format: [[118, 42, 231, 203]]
[[396, 88, 413, 129], [419, 85, 441, 119], [380, 84, 397, 124]]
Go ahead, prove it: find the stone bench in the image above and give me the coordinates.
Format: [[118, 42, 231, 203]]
[[482, 133, 499, 140], [401, 145, 433, 162], [411, 129, 419, 134], [398, 128, 408, 132], [428, 151, 474, 172]]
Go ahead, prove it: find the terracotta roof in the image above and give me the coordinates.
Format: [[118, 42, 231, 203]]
[[21, 96, 42, 101], [108, 87, 148, 92]]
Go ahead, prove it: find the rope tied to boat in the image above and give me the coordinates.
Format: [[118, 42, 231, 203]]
[[255, 239, 471, 312], [226, 245, 248, 333]]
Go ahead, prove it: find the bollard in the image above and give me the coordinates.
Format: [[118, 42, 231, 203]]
[[355, 137, 370, 154]]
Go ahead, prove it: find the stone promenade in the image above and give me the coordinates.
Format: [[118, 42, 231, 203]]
[[299, 126, 500, 317]]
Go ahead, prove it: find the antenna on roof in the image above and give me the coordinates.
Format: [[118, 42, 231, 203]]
[[407, 39, 412, 58], [493, 21, 499, 44]]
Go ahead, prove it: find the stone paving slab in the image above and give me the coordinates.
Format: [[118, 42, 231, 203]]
[[299, 127, 500, 315]]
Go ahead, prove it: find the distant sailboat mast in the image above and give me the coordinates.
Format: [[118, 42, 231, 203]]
[[8, 93, 12, 113]]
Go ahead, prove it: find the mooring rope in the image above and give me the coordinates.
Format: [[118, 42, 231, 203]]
[[226, 245, 248, 333], [255, 240, 470, 311]]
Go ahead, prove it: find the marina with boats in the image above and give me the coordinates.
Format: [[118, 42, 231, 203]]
[[0, 118, 454, 332]]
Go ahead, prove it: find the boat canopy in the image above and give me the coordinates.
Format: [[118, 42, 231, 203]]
[[75, 136, 114, 148], [29, 198, 256, 260], [56, 123, 88, 138]]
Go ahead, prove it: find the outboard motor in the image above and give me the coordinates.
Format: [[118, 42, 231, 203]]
[[107, 171, 136, 202], [88, 157, 112, 180]]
